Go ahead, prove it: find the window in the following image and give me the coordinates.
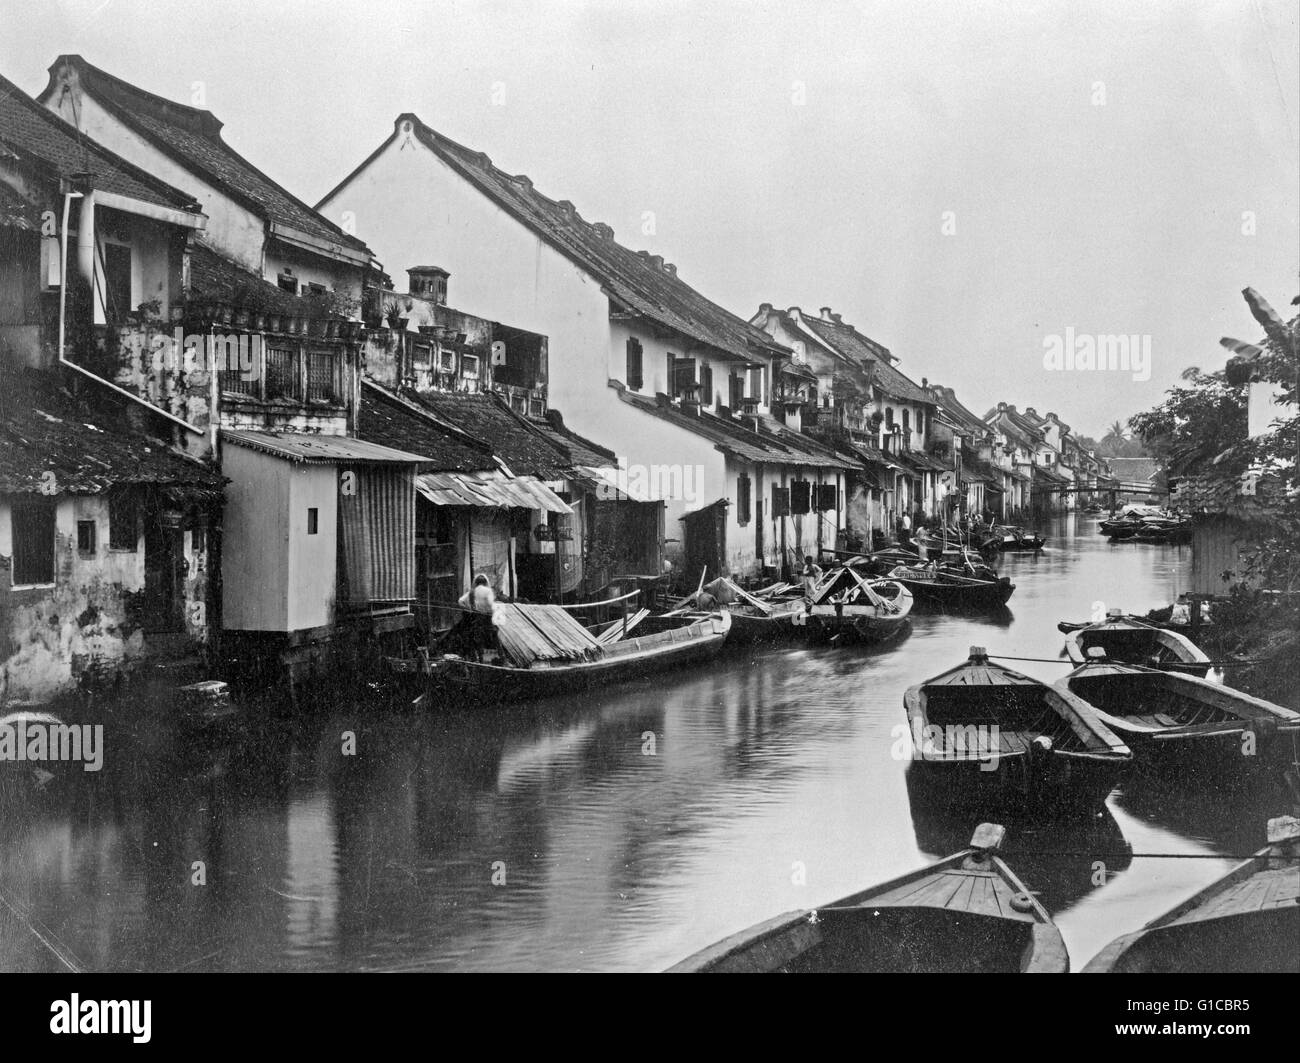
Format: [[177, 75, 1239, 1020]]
[[219, 335, 258, 396], [109, 491, 137, 550], [729, 373, 744, 411], [885, 407, 895, 429], [772, 486, 790, 517], [626, 337, 643, 390], [736, 473, 752, 525], [902, 409, 911, 436], [461, 353, 480, 379], [11, 499, 55, 585], [102, 242, 132, 323], [790, 480, 811, 515], [265, 345, 297, 399], [77, 520, 96, 555], [278, 270, 298, 294], [305, 282, 327, 297], [667, 353, 677, 399], [307, 350, 340, 403], [700, 364, 714, 406], [307, 508, 318, 535], [816, 484, 839, 512]]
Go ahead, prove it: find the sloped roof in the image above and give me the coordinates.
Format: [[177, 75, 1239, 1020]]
[[0, 71, 200, 211], [45, 56, 368, 258], [929, 385, 990, 436], [0, 372, 223, 495], [798, 316, 931, 404], [1107, 457, 1160, 483], [328, 113, 785, 364], [221, 429, 425, 464], [527, 412, 616, 469], [358, 380, 498, 474], [617, 388, 855, 470], [985, 407, 1038, 448], [189, 243, 325, 317], [409, 390, 572, 479]]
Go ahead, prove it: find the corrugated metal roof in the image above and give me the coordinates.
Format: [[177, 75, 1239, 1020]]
[[222, 430, 426, 464], [415, 471, 572, 513]]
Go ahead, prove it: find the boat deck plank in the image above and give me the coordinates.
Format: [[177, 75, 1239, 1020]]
[[1171, 867, 1299, 924]]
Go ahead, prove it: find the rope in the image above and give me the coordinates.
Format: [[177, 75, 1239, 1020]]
[[996, 850, 1299, 861], [986, 653, 1271, 667]]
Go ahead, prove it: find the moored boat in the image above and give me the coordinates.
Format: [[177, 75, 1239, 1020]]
[[887, 563, 1015, 610], [1056, 658, 1300, 777], [387, 604, 731, 703], [984, 525, 1046, 552], [1082, 816, 1300, 973], [666, 823, 1069, 973], [1063, 611, 1212, 676], [794, 570, 913, 644], [904, 646, 1131, 814]]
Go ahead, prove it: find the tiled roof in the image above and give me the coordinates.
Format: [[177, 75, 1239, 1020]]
[[527, 412, 616, 469], [0, 72, 200, 211], [1172, 470, 1290, 520], [617, 388, 856, 470], [409, 390, 572, 479], [359, 114, 785, 365], [358, 381, 498, 474], [798, 316, 932, 404], [189, 244, 329, 317], [48, 56, 369, 257], [0, 371, 223, 494], [1106, 457, 1160, 483], [928, 385, 989, 436]]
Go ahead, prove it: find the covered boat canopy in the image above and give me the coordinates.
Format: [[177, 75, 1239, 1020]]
[[490, 603, 604, 666], [415, 471, 572, 513]]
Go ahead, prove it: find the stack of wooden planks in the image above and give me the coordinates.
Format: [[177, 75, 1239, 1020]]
[[493, 604, 605, 667]]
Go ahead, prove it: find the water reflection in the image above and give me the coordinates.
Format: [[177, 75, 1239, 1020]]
[[0, 515, 1291, 972]]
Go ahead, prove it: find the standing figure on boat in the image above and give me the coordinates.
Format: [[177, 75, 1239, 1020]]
[[799, 555, 823, 597], [458, 574, 501, 662]]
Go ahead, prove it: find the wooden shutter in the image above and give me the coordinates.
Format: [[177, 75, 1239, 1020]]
[[772, 486, 790, 518], [790, 479, 811, 515], [737, 473, 752, 525], [817, 483, 839, 511]]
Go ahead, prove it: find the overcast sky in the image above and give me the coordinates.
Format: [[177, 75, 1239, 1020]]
[[3, 0, 1296, 438]]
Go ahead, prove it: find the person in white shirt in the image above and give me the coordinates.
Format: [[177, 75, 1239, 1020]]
[[458, 574, 499, 660]]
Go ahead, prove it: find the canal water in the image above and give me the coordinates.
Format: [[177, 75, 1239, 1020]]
[[1, 515, 1292, 972]]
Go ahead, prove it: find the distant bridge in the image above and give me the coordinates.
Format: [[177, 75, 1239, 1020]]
[[1030, 480, 1168, 497]]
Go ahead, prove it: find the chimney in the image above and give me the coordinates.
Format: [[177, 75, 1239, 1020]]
[[592, 222, 615, 240], [758, 302, 772, 315], [663, 262, 677, 276], [921, 377, 928, 388], [820, 306, 834, 321], [649, 254, 664, 271], [830, 312, 842, 324]]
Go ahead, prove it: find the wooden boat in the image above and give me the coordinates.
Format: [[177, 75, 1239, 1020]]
[[1130, 518, 1192, 544], [387, 604, 732, 703], [904, 647, 1131, 813], [1099, 504, 1164, 538], [1056, 658, 1300, 776], [1063, 611, 1212, 676], [666, 823, 1068, 973], [887, 563, 1015, 609], [984, 525, 1046, 552], [712, 579, 807, 643], [794, 570, 913, 643], [1083, 816, 1300, 973]]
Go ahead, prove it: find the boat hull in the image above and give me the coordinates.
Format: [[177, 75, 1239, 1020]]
[[411, 614, 731, 704], [668, 839, 1068, 974], [905, 750, 1126, 817]]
